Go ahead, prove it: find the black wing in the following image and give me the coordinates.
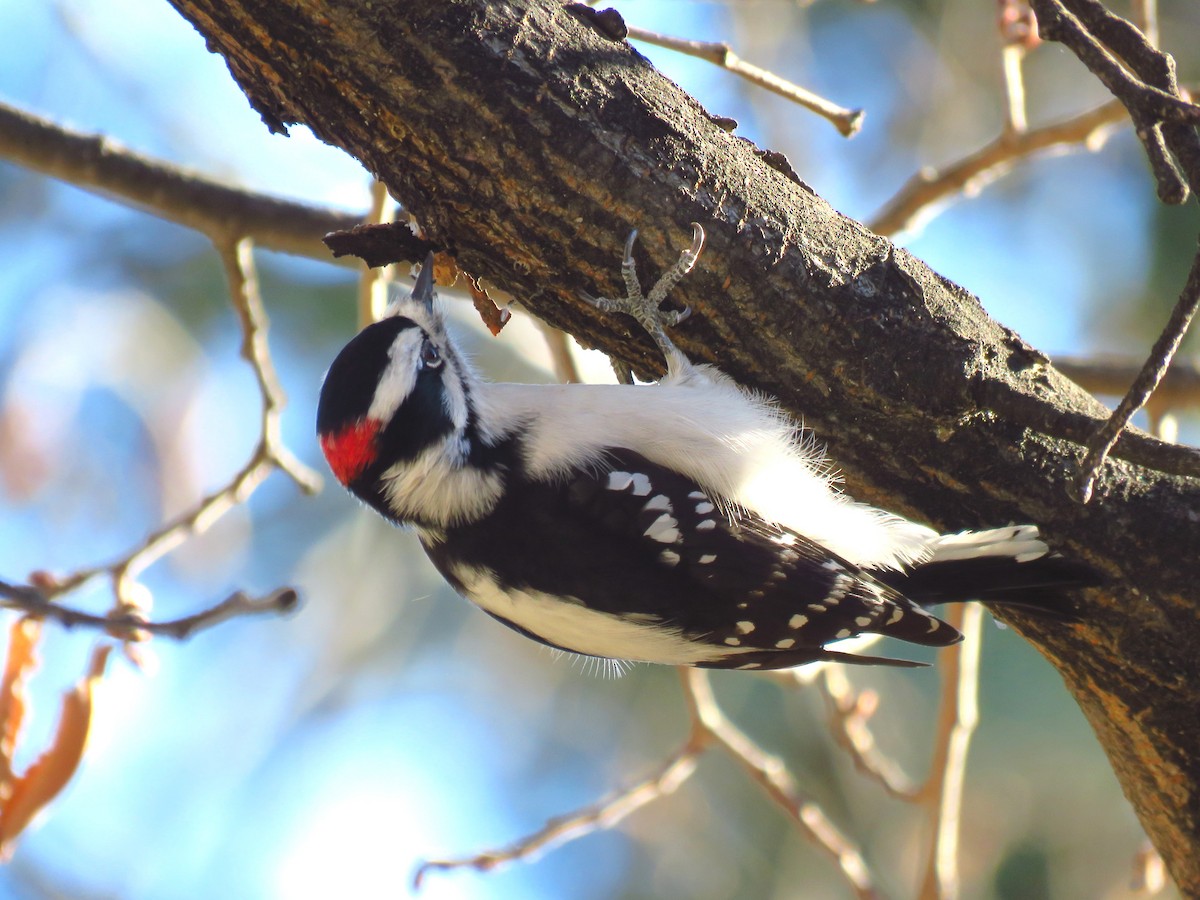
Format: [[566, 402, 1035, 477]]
[[430, 449, 959, 670]]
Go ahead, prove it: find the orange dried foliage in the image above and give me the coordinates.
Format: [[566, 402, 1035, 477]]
[[0, 618, 41, 791], [426, 251, 511, 336], [0, 624, 111, 861], [466, 274, 511, 336]]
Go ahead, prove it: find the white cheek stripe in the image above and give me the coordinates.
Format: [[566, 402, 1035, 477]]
[[368, 330, 423, 422]]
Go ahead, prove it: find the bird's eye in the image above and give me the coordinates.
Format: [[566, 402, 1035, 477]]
[[420, 340, 443, 369]]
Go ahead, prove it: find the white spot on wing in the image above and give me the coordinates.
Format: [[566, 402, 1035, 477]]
[[789, 614, 808, 629], [696, 519, 716, 532], [643, 494, 672, 512], [630, 473, 652, 496], [694, 501, 715, 514], [645, 513, 681, 544], [775, 638, 795, 649], [835, 628, 852, 639], [607, 471, 633, 491], [659, 550, 681, 566], [735, 621, 755, 635], [724, 636, 741, 646], [698, 554, 717, 564], [855, 616, 872, 627]]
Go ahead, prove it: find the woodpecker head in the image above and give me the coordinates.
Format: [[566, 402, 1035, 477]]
[[317, 254, 491, 525]]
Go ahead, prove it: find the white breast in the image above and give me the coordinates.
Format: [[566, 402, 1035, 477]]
[[451, 563, 737, 666]]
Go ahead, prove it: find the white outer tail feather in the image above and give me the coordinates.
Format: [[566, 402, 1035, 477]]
[[929, 525, 1050, 564]]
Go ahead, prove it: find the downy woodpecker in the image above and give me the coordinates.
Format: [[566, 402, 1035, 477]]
[[317, 227, 1091, 670]]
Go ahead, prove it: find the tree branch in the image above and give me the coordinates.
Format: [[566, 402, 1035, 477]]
[[625, 26, 864, 137], [1073, 242, 1200, 502], [0, 581, 298, 641], [870, 96, 1132, 237], [0, 100, 362, 259], [915, 604, 983, 900]]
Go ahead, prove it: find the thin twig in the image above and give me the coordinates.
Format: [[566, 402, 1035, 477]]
[[1019, 2, 1200, 501], [819, 667, 919, 800], [1130, 0, 1159, 49], [537, 324, 583, 384], [356, 179, 397, 328], [416, 668, 878, 898], [997, 0, 1038, 137], [1000, 44, 1029, 135], [1032, 0, 1200, 202], [682, 669, 879, 900], [413, 726, 706, 888], [626, 26, 864, 137], [915, 604, 984, 900], [870, 96, 1131, 237], [218, 236, 323, 496], [1072, 243, 1200, 502], [0, 581, 298, 641], [28, 236, 321, 611]]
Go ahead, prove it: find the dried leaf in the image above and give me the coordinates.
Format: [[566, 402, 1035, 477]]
[[466, 274, 511, 336], [431, 251, 461, 289], [0, 643, 111, 859], [0, 618, 42, 792]]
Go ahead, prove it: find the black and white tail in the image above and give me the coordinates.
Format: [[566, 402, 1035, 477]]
[[876, 525, 1099, 617]]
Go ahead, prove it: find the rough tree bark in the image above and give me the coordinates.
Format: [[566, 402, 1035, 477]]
[[164, 0, 1200, 889]]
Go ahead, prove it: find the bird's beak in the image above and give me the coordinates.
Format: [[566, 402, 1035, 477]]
[[412, 252, 436, 310]]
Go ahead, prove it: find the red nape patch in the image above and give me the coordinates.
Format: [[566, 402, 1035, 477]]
[[319, 419, 381, 485]]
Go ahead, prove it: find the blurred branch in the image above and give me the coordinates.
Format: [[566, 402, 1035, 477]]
[[870, 95, 1132, 237], [998, 0, 1039, 135], [538, 324, 583, 384], [356, 179, 397, 328], [1000, 44, 1030, 135], [0, 100, 363, 260], [217, 236, 323, 495], [413, 721, 705, 888], [1055, 355, 1200, 410], [3, 235, 320, 624], [681, 669, 877, 900], [1057, 354, 1200, 443], [1130, 0, 1159, 48], [626, 26, 864, 137], [915, 604, 983, 900], [1025, 1, 1200, 501], [416, 668, 878, 898], [1130, 840, 1168, 895], [819, 667, 919, 800], [0, 582, 297, 641]]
